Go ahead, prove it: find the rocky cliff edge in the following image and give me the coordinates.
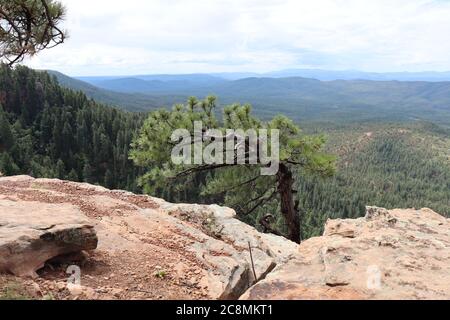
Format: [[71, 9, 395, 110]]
[[0, 176, 448, 300]]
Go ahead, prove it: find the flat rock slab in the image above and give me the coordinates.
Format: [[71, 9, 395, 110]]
[[241, 207, 450, 300], [0, 198, 97, 278]]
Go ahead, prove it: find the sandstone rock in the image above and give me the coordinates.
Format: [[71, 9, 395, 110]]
[[0, 176, 296, 300], [159, 202, 298, 299], [0, 196, 98, 278], [111, 288, 123, 298], [56, 282, 67, 292], [2, 175, 449, 300], [241, 207, 450, 300], [67, 283, 97, 299], [66, 283, 84, 296], [29, 282, 42, 297]]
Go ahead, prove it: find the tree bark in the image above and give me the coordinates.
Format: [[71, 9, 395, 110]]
[[277, 163, 301, 243]]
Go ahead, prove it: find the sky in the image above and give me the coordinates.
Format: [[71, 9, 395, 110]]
[[25, 0, 450, 76]]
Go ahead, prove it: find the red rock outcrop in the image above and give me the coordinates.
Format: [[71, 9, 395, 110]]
[[241, 206, 450, 300], [2, 176, 449, 300], [0, 176, 297, 300]]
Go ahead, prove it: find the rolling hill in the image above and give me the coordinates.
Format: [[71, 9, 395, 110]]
[[79, 69, 450, 83], [47, 71, 184, 112], [264, 69, 450, 82], [50, 71, 450, 125], [78, 74, 226, 93]]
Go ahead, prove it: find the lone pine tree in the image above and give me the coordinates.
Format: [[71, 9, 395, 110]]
[[131, 96, 336, 243]]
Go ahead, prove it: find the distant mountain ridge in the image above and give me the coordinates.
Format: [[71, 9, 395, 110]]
[[49, 70, 450, 125], [264, 69, 450, 82], [77, 69, 450, 84], [77, 74, 226, 94], [47, 70, 185, 112]]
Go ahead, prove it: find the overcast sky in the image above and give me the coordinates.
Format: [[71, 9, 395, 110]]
[[25, 0, 450, 76]]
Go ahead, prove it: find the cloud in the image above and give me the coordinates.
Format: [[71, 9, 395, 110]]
[[25, 0, 450, 75]]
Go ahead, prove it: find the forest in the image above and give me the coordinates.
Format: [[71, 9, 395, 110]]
[[1, 65, 449, 240], [0, 65, 143, 191], [299, 123, 450, 238]]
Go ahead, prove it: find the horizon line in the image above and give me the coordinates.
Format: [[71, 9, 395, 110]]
[[51, 68, 450, 79]]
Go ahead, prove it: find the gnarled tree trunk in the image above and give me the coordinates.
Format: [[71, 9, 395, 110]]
[[277, 163, 301, 243]]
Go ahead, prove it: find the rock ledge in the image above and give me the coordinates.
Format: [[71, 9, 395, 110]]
[[241, 206, 450, 300]]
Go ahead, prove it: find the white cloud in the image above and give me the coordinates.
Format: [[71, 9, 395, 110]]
[[25, 0, 450, 75]]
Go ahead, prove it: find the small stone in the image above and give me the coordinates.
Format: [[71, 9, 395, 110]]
[[111, 288, 123, 298], [67, 283, 84, 296], [29, 282, 42, 297], [56, 282, 67, 291]]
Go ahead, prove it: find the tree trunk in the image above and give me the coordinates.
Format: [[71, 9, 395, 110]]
[[277, 163, 301, 243]]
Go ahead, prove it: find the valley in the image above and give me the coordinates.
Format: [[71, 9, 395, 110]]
[[1, 0, 450, 304], [1, 66, 449, 242], [51, 70, 450, 125]]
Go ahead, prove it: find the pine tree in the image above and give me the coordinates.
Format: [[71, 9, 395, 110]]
[[0, 0, 66, 66], [104, 169, 114, 189], [131, 96, 336, 243], [0, 152, 19, 176], [0, 105, 14, 150], [56, 159, 65, 179], [83, 162, 94, 183], [67, 168, 78, 182]]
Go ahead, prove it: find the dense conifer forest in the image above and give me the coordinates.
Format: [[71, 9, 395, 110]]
[[0, 65, 144, 191], [298, 123, 450, 237]]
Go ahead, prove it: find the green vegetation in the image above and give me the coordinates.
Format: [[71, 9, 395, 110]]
[[154, 270, 168, 279], [0, 0, 66, 66], [0, 281, 30, 300], [49, 71, 182, 112], [54, 72, 450, 126], [130, 96, 335, 242], [1, 65, 449, 242], [299, 122, 450, 238], [0, 1, 449, 245], [0, 64, 143, 191]]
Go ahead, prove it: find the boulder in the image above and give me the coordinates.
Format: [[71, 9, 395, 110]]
[[241, 206, 450, 300], [0, 197, 98, 278]]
